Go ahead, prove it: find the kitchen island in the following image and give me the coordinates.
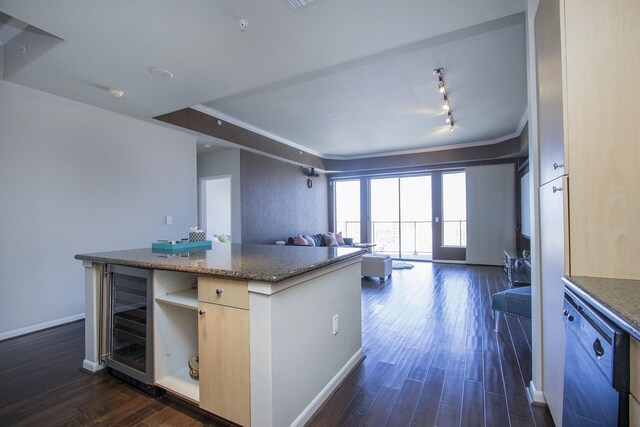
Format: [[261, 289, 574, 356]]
[[76, 243, 366, 426]]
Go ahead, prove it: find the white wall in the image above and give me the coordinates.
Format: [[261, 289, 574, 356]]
[[466, 164, 516, 265], [197, 149, 241, 242], [0, 80, 197, 339]]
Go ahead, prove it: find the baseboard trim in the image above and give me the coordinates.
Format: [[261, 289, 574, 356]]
[[526, 380, 547, 406], [291, 347, 365, 427], [82, 359, 106, 373], [0, 313, 85, 342]]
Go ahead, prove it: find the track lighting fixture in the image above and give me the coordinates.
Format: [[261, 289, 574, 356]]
[[433, 67, 454, 132]]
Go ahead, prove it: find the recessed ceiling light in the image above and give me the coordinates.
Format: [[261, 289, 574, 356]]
[[204, 144, 212, 148], [237, 18, 249, 32], [108, 88, 124, 98], [148, 67, 174, 79]]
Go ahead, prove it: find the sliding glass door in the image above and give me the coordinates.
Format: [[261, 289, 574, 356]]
[[370, 175, 432, 260]]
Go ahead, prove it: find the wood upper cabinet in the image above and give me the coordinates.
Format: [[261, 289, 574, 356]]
[[535, 0, 567, 185], [537, 0, 640, 279], [562, 0, 640, 279], [198, 277, 250, 426]]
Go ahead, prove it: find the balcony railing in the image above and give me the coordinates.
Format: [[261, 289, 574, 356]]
[[336, 220, 467, 256]]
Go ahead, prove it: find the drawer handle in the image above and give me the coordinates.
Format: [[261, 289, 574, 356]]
[[216, 288, 223, 295], [552, 186, 563, 193], [198, 309, 206, 315], [553, 162, 564, 170]]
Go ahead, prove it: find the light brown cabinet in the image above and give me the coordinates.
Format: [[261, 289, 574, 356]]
[[537, 0, 640, 279], [562, 0, 640, 280], [198, 277, 250, 426]]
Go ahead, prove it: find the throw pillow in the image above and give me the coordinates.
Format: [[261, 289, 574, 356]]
[[303, 234, 316, 247], [294, 234, 309, 246], [310, 234, 322, 247], [335, 231, 346, 245], [323, 232, 338, 247]]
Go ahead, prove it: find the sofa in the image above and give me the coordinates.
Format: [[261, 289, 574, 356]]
[[286, 233, 392, 281], [286, 233, 353, 247]]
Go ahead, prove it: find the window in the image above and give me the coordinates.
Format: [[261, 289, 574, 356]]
[[442, 171, 467, 247], [334, 180, 361, 239]]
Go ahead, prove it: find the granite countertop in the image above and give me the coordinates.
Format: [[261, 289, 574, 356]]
[[75, 243, 366, 283], [562, 276, 640, 341]]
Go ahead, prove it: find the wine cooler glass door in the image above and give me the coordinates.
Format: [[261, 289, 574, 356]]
[[107, 265, 153, 383]]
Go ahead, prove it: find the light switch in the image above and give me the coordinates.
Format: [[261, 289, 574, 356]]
[[333, 314, 339, 335], [165, 216, 172, 225]]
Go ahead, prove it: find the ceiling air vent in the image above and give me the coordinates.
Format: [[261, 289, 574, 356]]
[[283, 0, 319, 11]]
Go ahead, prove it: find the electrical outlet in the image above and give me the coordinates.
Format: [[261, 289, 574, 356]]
[[333, 314, 339, 335]]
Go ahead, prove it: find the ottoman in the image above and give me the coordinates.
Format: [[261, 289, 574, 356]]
[[362, 254, 392, 281]]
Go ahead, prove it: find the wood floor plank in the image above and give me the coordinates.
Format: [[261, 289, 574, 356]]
[[385, 378, 423, 427], [410, 367, 446, 426], [360, 386, 400, 427], [484, 391, 510, 427], [460, 380, 484, 427], [336, 362, 394, 426]]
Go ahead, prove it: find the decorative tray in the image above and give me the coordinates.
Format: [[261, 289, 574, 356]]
[[151, 240, 212, 253]]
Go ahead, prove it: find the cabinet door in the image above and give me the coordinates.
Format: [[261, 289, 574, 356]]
[[198, 302, 250, 426], [539, 176, 568, 424], [535, 0, 566, 185], [564, 0, 640, 279]]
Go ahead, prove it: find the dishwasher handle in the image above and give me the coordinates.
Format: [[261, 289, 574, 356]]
[[593, 338, 605, 358]]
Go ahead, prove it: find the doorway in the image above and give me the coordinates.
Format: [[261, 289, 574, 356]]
[[199, 175, 232, 241]]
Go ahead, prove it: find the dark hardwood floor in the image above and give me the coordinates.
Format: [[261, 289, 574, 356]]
[[0, 263, 554, 427]]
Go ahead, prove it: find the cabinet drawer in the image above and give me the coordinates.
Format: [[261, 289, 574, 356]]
[[198, 277, 249, 310], [631, 337, 640, 397]]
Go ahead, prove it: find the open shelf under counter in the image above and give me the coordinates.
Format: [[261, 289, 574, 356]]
[[156, 367, 199, 404], [155, 288, 198, 310]]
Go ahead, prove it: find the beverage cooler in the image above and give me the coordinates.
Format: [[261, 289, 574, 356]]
[[106, 264, 155, 388]]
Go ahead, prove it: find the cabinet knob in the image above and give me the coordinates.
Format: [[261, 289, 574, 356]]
[[199, 309, 206, 315], [553, 162, 564, 170], [216, 288, 223, 295], [552, 186, 563, 193]]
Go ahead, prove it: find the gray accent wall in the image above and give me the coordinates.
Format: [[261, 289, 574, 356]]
[[0, 80, 197, 339], [240, 151, 329, 244]]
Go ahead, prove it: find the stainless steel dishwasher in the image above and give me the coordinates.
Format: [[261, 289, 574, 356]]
[[563, 287, 630, 426]]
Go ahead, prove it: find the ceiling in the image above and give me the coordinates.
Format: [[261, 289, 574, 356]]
[[0, 0, 527, 159]]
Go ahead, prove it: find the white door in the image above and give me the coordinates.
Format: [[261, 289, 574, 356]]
[[200, 176, 232, 241]]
